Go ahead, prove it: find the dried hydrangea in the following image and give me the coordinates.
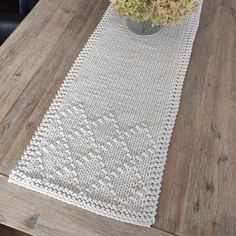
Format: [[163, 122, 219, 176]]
[[110, 0, 200, 25]]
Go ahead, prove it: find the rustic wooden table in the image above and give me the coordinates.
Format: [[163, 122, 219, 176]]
[[0, 0, 236, 235]]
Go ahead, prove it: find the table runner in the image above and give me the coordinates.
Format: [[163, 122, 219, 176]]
[[9, 2, 203, 227]]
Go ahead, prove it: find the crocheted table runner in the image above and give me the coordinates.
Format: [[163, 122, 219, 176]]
[[9, 2, 203, 227]]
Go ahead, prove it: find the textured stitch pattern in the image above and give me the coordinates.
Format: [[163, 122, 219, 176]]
[[9, 2, 203, 227]]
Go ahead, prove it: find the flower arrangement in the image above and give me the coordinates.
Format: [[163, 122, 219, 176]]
[[110, 0, 200, 25]]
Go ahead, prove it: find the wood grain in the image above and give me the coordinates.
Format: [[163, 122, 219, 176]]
[[178, 6, 236, 236], [220, 0, 236, 9], [0, 0, 236, 235], [0, 175, 172, 236]]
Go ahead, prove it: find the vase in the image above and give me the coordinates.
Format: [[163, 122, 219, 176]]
[[126, 19, 161, 35]]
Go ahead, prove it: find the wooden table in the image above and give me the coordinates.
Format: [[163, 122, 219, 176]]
[[0, 0, 236, 235]]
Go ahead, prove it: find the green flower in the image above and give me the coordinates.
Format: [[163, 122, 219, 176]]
[[110, 0, 200, 25]]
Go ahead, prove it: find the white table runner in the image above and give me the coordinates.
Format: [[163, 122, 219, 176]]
[[9, 2, 203, 227]]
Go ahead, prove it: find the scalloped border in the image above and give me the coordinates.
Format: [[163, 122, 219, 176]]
[[9, 2, 203, 227]]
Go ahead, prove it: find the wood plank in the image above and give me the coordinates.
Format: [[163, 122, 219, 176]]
[[0, 0, 64, 124], [178, 6, 236, 236], [156, 4, 236, 236], [0, 175, 173, 236], [220, 0, 236, 9], [0, 0, 110, 174]]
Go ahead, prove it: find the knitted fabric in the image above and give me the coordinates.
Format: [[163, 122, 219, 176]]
[[9, 2, 203, 227]]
